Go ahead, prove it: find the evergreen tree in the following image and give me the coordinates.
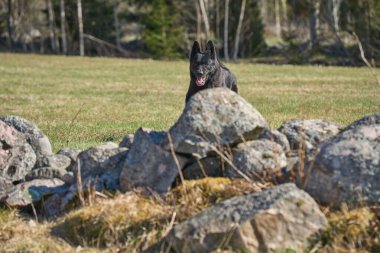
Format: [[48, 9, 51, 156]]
[[143, 0, 185, 59], [239, 0, 265, 57]]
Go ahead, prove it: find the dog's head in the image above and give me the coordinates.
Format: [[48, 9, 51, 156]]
[[190, 40, 219, 87]]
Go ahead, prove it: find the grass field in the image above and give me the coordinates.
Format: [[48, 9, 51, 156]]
[[0, 53, 379, 151]]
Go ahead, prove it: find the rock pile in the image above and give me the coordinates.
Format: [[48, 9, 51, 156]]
[[1, 88, 379, 252]]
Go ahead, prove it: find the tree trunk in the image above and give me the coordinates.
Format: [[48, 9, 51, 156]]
[[290, 0, 296, 30], [281, 0, 288, 31], [113, 1, 121, 50], [47, 0, 58, 53], [224, 0, 229, 61], [216, 0, 220, 43], [60, 0, 67, 54], [77, 0, 84, 56], [7, 0, 14, 49], [309, 0, 320, 49], [195, 0, 202, 42], [331, 0, 342, 32], [199, 0, 210, 40], [40, 40, 45, 54], [259, 0, 268, 26], [232, 0, 246, 60], [275, 0, 281, 38]]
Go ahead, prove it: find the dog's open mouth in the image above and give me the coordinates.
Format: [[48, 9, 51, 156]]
[[196, 76, 206, 86]]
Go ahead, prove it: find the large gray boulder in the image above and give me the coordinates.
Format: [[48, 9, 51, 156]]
[[0, 121, 36, 183], [304, 114, 380, 207], [168, 88, 268, 157], [225, 140, 287, 182], [278, 119, 341, 155], [167, 183, 327, 253], [120, 128, 188, 195], [0, 116, 52, 159]]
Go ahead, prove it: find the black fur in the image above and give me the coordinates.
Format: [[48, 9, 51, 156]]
[[185, 40, 238, 103]]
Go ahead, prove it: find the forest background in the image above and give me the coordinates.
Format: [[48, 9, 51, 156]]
[[1, 0, 379, 65]]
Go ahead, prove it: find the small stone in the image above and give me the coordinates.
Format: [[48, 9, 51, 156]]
[[57, 147, 81, 165], [182, 157, 223, 180], [225, 140, 287, 182], [4, 178, 67, 207], [119, 133, 134, 149]]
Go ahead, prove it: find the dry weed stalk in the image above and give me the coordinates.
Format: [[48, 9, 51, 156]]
[[66, 102, 85, 146], [167, 132, 187, 198], [76, 159, 85, 206], [196, 158, 209, 177]]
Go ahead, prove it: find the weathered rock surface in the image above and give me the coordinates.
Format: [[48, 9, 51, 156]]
[[3, 178, 67, 207], [119, 133, 134, 149], [343, 113, 380, 130], [0, 116, 52, 159], [182, 157, 223, 180], [168, 88, 268, 157], [259, 129, 291, 153], [278, 119, 340, 154], [57, 147, 81, 165], [34, 154, 71, 171], [0, 120, 25, 147], [71, 142, 128, 179], [0, 178, 14, 198], [120, 128, 188, 194], [304, 114, 380, 207], [0, 121, 36, 182], [225, 140, 287, 181], [25, 166, 69, 181], [167, 183, 327, 253]]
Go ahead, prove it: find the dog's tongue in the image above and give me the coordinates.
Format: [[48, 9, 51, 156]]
[[196, 76, 205, 86]]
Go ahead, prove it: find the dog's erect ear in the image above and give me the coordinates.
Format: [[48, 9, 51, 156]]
[[205, 40, 216, 59], [190, 41, 201, 59]]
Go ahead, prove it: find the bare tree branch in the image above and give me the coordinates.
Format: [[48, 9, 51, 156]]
[[60, 0, 67, 54], [232, 0, 246, 60], [77, 0, 84, 56], [224, 0, 230, 61], [199, 0, 211, 40], [353, 32, 380, 87]]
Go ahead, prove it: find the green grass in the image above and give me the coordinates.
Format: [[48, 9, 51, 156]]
[[0, 53, 379, 151]]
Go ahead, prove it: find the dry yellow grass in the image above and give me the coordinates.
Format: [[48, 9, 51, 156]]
[[52, 178, 261, 252], [0, 209, 77, 253], [0, 179, 379, 252], [309, 206, 380, 253]]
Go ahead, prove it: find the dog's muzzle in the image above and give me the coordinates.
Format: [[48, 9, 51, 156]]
[[196, 76, 206, 86]]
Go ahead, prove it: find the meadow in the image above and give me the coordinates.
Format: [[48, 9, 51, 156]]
[[1, 53, 379, 152]]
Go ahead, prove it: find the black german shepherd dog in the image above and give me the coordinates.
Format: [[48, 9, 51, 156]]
[[185, 40, 238, 103]]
